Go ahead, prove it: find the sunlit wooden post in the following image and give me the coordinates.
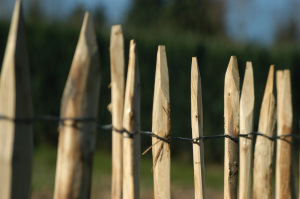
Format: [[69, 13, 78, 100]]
[[253, 65, 276, 199], [152, 45, 171, 199], [110, 24, 125, 199], [123, 40, 141, 199], [0, 1, 33, 198], [239, 62, 254, 199], [191, 57, 205, 199], [224, 56, 239, 199], [275, 70, 293, 199], [54, 12, 101, 199]]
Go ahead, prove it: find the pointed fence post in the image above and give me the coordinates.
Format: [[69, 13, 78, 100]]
[[53, 12, 101, 199], [0, 1, 33, 198], [224, 56, 240, 199], [110, 24, 125, 199], [275, 70, 293, 199], [123, 40, 141, 199], [191, 57, 205, 199], [152, 45, 171, 199], [239, 62, 254, 199], [253, 65, 276, 199]]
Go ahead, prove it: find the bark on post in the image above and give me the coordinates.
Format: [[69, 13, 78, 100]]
[[253, 65, 276, 199], [0, 1, 33, 198], [123, 40, 141, 199], [54, 12, 101, 199], [191, 57, 205, 199], [239, 62, 254, 199], [152, 45, 171, 199], [275, 70, 293, 199], [224, 56, 240, 199]]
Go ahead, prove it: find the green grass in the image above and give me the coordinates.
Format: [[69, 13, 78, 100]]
[[32, 145, 224, 198]]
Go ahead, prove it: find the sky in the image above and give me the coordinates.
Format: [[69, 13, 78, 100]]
[[0, 0, 299, 46], [226, 0, 300, 46]]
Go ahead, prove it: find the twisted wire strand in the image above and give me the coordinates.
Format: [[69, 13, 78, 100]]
[[0, 114, 298, 144]]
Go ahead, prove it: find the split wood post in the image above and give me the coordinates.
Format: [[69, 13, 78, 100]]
[[123, 40, 141, 199], [224, 56, 240, 199], [239, 62, 254, 199], [253, 65, 276, 199], [191, 57, 205, 199], [110, 25, 125, 199], [152, 45, 171, 199], [0, 1, 33, 198], [110, 24, 125, 199], [275, 70, 293, 199], [53, 12, 101, 199]]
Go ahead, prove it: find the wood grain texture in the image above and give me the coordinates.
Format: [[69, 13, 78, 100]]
[[253, 65, 276, 199], [191, 57, 205, 199], [239, 62, 254, 199], [275, 70, 292, 199], [110, 24, 125, 199], [0, 1, 33, 198], [123, 40, 141, 199], [224, 56, 240, 199], [53, 12, 101, 199], [152, 45, 171, 199]]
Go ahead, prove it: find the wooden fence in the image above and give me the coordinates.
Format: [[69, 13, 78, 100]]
[[0, 1, 298, 199]]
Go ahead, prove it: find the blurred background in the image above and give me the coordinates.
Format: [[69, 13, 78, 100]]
[[0, 0, 299, 198]]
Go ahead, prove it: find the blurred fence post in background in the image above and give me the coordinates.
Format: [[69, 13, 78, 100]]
[[253, 66, 276, 199], [191, 57, 205, 199], [0, 1, 33, 198], [224, 56, 239, 199], [239, 62, 254, 199], [152, 45, 171, 199], [123, 40, 141, 199], [275, 70, 293, 199], [110, 24, 125, 199], [53, 12, 101, 199]]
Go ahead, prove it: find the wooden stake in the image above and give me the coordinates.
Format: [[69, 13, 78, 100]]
[[123, 40, 140, 199], [224, 56, 239, 199], [239, 62, 254, 199], [275, 70, 293, 199], [191, 57, 205, 199], [110, 24, 125, 199], [0, 1, 33, 198], [253, 65, 276, 199], [53, 12, 101, 199], [152, 45, 171, 199]]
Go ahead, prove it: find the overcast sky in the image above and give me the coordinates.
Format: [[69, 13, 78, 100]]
[[0, 0, 299, 46]]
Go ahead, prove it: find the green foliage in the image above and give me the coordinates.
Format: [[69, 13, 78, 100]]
[[126, 0, 225, 36]]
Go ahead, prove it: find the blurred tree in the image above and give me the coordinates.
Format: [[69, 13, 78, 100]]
[[277, 19, 298, 44], [126, 0, 164, 27], [27, 0, 44, 23], [68, 4, 106, 28], [164, 0, 224, 35], [68, 5, 85, 26], [126, 0, 224, 35]]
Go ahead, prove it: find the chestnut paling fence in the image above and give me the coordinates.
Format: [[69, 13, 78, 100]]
[[0, 1, 299, 199]]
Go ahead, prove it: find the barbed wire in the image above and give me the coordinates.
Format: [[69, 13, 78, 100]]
[[0, 114, 298, 145]]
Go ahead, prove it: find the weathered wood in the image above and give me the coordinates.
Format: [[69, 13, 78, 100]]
[[0, 1, 33, 198], [239, 62, 254, 199], [123, 40, 140, 199], [253, 65, 276, 199], [191, 57, 205, 199], [152, 45, 171, 199], [224, 56, 240, 199], [110, 24, 125, 199], [53, 12, 101, 199], [275, 70, 293, 199]]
